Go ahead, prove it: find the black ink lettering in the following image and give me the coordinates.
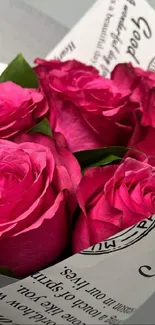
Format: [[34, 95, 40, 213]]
[[0, 293, 7, 300], [99, 314, 108, 321], [17, 285, 47, 302], [17, 285, 30, 295], [130, 38, 138, 49], [132, 17, 152, 39], [133, 30, 141, 41], [127, 16, 152, 65], [126, 0, 135, 5], [31, 295, 47, 303], [103, 298, 116, 306], [91, 243, 102, 252], [60, 267, 73, 276], [139, 265, 155, 277], [7, 300, 20, 308], [72, 299, 83, 308], [95, 293, 106, 300], [64, 293, 75, 301], [0, 315, 14, 324], [61, 314, 86, 325], [75, 282, 89, 291], [105, 240, 116, 249], [85, 287, 103, 298], [17, 306, 28, 311], [29, 313, 46, 321], [127, 45, 140, 64], [46, 281, 63, 291], [137, 220, 148, 229], [31, 273, 49, 285], [41, 301, 63, 316], [23, 308, 34, 316], [70, 277, 83, 284]]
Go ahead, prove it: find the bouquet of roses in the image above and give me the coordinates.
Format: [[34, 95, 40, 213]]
[[0, 54, 154, 278]]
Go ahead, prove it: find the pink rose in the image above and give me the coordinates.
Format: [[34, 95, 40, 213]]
[[0, 139, 81, 276], [111, 63, 155, 155], [34, 58, 98, 80], [35, 59, 137, 152], [0, 81, 48, 139], [73, 157, 154, 253], [111, 63, 155, 127]]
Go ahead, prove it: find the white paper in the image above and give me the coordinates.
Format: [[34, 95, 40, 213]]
[[0, 63, 7, 75], [47, 0, 155, 77], [0, 216, 155, 324]]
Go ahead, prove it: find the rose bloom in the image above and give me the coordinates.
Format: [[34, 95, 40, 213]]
[[73, 157, 155, 253], [34, 59, 137, 152], [0, 139, 81, 276], [111, 63, 155, 155], [0, 81, 47, 139]]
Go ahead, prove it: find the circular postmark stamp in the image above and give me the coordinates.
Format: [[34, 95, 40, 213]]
[[80, 215, 155, 255]]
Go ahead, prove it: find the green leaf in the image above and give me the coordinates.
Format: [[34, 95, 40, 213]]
[[0, 53, 38, 88], [89, 154, 121, 168], [28, 118, 53, 138], [74, 146, 128, 169]]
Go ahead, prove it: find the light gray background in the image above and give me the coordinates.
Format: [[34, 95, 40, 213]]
[[0, 0, 68, 64], [21, 0, 155, 28], [123, 293, 155, 324], [21, 0, 95, 28]]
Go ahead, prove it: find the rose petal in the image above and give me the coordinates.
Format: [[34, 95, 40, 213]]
[[77, 166, 117, 215], [0, 192, 69, 276]]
